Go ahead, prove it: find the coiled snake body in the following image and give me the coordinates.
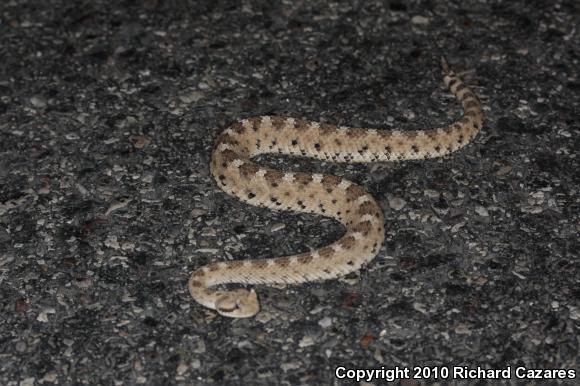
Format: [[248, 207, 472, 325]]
[[189, 57, 484, 317]]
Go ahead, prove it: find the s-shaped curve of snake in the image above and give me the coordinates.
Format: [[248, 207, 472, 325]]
[[189, 57, 484, 317]]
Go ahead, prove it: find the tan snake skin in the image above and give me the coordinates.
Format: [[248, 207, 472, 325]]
[[189, 57, 484, 317]]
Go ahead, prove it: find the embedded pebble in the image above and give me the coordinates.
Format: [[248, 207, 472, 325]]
[[269, 223, 286, 233], [191, 208, 208, 217], [192, 337, 206, 354], [529, 191, 545, 204], [568, 306, 580, 321], [475, 206, 489, 217], [388, 197, 407, 211], [15, 341, 27, 353], [201, 227, 217, 237], [412, 302, 427, 314], [318, 316, 333, 328], [73, 277, 93, 289], [454, 324, 472, 335], [411, 15, 430, 25], [38, 185, 50, 195], [179, 90, 205, 103], [104, 235, 121, 249], [121, 242, 136, 251], [496, 165, 512, 176], [423, 189, 440, 199], [191, 359, 201, 370], [37, 308, 56, 322], [520, 206, 543, 214], [176, 363, 188, 376], [298, 335, 315, 347], [20, 378, 35, 386], [40, 372, 58, 383], [30, 96, 46, 108], [280, 362, 301, 372], [255, 311, 274, 324], [105, 198, 132, 215], [132, 135, 151, 149]]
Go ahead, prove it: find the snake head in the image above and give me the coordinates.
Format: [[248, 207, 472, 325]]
[[215, 289, 260, 318]]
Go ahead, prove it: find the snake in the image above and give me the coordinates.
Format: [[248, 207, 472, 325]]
[[188, 57, 484, 317]]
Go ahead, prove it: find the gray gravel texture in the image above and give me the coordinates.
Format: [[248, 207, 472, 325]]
[[1, 0, 579, 385]]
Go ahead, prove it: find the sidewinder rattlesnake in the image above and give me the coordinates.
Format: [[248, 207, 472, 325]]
[[189, 57, 484, 317]]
